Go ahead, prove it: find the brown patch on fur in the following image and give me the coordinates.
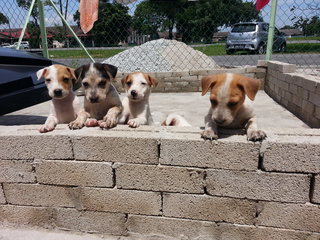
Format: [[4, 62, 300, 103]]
[[201, 74, 227, 96], [142, 73, 158, 87], [233, 74, 260, 100], [121, 74, 130, 87], [55, 64, 75, 91]]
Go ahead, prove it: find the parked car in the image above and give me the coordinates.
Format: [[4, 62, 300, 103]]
[[226, 22, 286, 55], [1, 41, 30, 49], [0, 48, 58, 115]]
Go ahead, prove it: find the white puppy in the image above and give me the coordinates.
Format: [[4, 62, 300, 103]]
[[162, 113, 192, 127], [36, 64, 80, 133], [118, 72, 158, 128]]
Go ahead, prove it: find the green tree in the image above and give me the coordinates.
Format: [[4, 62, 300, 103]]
[[16, 0, 39, 25], [27, 22, 41, 48], [74, 0, 131, 46], [0, 13, 9, 25]]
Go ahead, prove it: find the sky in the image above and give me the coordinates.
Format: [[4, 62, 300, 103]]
[[0, 0, 319, 31]]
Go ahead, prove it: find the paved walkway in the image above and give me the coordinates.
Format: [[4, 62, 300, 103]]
[[0, 91, 309, 129]]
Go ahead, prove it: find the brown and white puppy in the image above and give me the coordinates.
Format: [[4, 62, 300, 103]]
[[201, 73, 266, 141], [161, 113, 192, 127], [118, 72, 157, 128], [36, 64, 80, 133], [68, 63, 122, 129]]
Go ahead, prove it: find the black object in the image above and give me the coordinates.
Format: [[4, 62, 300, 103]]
[[0, 48, 59, 115]]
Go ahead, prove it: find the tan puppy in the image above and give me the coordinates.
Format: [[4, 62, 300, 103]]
[[36, 64, 80, 133], [201, 73, 266, 141], [118, 72, 157, 128], [68, 63, 122, 129]]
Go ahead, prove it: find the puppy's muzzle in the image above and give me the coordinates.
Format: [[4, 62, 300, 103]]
[[54, 89, 63, 97], [131, 90, 138, 98], [214, 118, 226, 125], [89, 97, 99, 103]]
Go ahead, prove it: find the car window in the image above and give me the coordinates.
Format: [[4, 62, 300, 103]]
[[231, 24, 257, 33]]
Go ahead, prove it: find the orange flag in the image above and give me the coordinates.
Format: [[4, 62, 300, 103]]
[[79, 0, 99, 34], [256, 0, 270, 10]]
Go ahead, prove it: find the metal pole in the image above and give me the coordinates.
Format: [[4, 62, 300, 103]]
[[48, 0, 95, 63], [265, 0, 278, 61], [38, 0, 49, 58], [16, 0, 37, 50]]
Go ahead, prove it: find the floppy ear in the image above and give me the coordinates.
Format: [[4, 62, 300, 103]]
[[36, 67, 48, 80], [146, 74, 158, 87], [201, 75, 219, 96], [237, 76, 260, 100], [74, 65, 85, 81], [121, 75, 129, 87], [102, 63, 118, 79], [67, 67, 81, 91]]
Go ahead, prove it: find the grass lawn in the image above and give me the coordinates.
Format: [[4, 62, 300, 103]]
[[48, 42, 320, 59]]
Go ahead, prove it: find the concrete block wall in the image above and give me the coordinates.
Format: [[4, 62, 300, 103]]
[[113, 66, 265, 93], [0, 125, 319, 239], [263, 60, 320, 127]]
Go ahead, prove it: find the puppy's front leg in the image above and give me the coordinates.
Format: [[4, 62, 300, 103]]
[[245, 116, 266, 141], [128, 117, 148, 128], [69, 110, 90, 130], [39, 115, 58, 133], [201, 112, 219, 140], [100, 106, 123, 129]]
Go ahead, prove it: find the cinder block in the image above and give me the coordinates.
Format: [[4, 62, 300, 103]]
[[72, 135, 158, 164], [279, 63, 296, 73], [257, 60, 268, 67], [116, 164, 204, 193], [189, 69, 208, 76], [54, 208, 126, 235], [256, 202, 320, 232], [315, 106, 320, 119], [303, 78, 317, 92], [302, 100, 314, 114], [155, 72, 173, 78], [36, 160, 113, 187], [0, 205, 53, 227], [163, 193, 255, 224], [312, 175, 320, 204], [0, 185, 5, 204], [80, 188, 161, 215], [289, 84, 298, 94], [172, 71, 189, 77], [180, 76, 199, 82], [160, 136, 260, 171], [309, 92, 320, 107], [0, 135, 73, 160], [206, 169, 310, 203], [163, 77, 179, 82], [173, 81, 189, 87], [127, 215, 320, 239], [263, 135, 320, 173], [0, 160, 35, 183], [297, 86, 309, 100], [3, 183, 75, 207], [255, 71, 266, 79]]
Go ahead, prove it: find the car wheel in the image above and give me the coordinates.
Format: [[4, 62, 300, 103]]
[[256, 44, 266, 54], [226, 50, 235, 55]]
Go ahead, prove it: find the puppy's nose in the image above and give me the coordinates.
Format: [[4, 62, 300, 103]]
[[214, 118, 225, 125], [89, 97, 99, 103], [131, 90, 137, 97], [54, 89, 62, 97]]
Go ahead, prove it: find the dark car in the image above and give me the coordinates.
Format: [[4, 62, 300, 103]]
[[0, 48, 57, 115]]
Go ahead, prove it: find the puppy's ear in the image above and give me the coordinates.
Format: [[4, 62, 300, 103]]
[[237, 76, 260, 101], [67, 67, 81, 91], [201, 75, 218, 96], [74, 65, 85, 81], [102, 64, 118, 79], [36, 67, 48, 80], [146, 74, 158, 87], [121, 75, 129, 87]]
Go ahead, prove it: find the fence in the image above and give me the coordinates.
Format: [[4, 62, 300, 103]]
[[0, 0, 319, 74]]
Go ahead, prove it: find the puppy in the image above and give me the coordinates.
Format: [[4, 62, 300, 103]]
[[36, 64, 80, 133], [118, 72, 157, 128], [68, 63, 122, 129], [201, 73, 266, 141], [161, 113, 192, 127]]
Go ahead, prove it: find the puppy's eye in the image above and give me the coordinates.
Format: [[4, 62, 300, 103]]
[[63, 78, 69, 83], [98, 81, 106, 88], [126, 82, 132, 86], [141, 82, 147, 86], [45, 78, 51, 83], [210, 99, 218, 105], [82, 82, 89, 88], [228, 101, 238, 107]]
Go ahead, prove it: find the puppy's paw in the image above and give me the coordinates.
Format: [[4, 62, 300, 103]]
[[201, 129, 218, 140], [85, 118, 99, 127], [247, 130, 267, 142], [68, 120, 84, 130], [100, 116, 117, 129], [128, 119, 141, 128], [39, 124, 55, 133]]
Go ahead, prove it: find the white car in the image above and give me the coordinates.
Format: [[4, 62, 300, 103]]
[[4, 41, 30, 49]]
